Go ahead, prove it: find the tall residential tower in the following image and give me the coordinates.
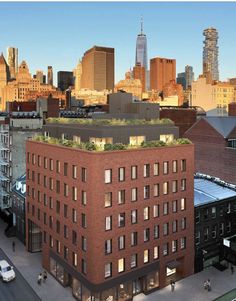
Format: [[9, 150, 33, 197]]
[[203, 27, 219, 81], [7, 47, 18, 79]]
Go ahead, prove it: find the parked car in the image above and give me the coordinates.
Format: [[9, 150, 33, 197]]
[[0, 260, 16, 282]]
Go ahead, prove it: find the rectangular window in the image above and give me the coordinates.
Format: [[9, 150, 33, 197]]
[[105, 263, 112, 278], [105, 216, 112, 231], [163, 161, 169, 175], [49, 159, 53, 171], [131, 210, 137, 224], [105, 192, 112, 207], [118, 213, 125, 227], [118, 190, 125, 204], [72, 231, 77, 245], [44, 157, 47, 169], [181, 198, 186, 211], [154, 246, 159, 259], [131, 232, 138, 246], [172, 240, 178, 253], [144, 164, 150, 178], [56, 160, 60, 173], [144, 228, 150, 242], [49, 178, 53, 190], [73, 253, 78, 267], [56, 200, 60, 214], [72, 187, 77, 201], [153, 205, 159, 218], [64, 204, 68, 218], [163, 182, 168, 195], [105, 239, 112, 254], [144, 250, 149, 263], [82, 236, 87, 251], [118, 167, 125, 182], [131, 188, 138, 202], [220, 222, 224, 236], [172, 180, 178, 193], [56, 240, 61, 254], [131, 165, 138, 180], [163, 223, 169, 236], [172, 160, 177, 173], [153, 163, 159, 176], [226, 221, 231, 233], [212, 225, 217, 239], [118, 236, 125, 250], [154, 184, 159, 197], [43, 175, 47, 188], [180, 237, 186, 249], [144, 185, 150, 199], [64, 162, 68, 176], [154, 225, 159, 239], [172, 220, 178, 233], [38, 155, 41, 167], [181, 179, 186, 191], [82, 213, 87, 228], [144, 207, 149, 220], [82, 259, 86, 275], [181, 217, 186, 230], [172, 200, 177, 213], [131, 254, 137, 268], [212, 207, 216, 218], [56, 180, 60, 193], [56, 220, 60, 233], [72, 209, 77, 223], [163, 243, 168, 256], [105, 169, 112, 184], [82, 191, 87, 205], [163, 202, 169, 215], [181, 159, 186, 172], [64, 225, 68, 239], [81, 167, 87, 182], [72, 165, 77, 179], [64, 183, 68, 197], [195, 231, 200, 245]]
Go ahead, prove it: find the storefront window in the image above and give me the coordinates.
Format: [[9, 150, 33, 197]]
[[132, 278, 143, 295], [118, 281, 132, 301], [57, 263, 64, 284], [50, 258, 57, 277], [146, 271, 159, 291], [72, 278, 82, 301], [82, 284, 91, 301], [101, 287, 116, 301]]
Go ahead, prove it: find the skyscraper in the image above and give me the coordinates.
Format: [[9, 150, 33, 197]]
[[177, 66, 194, 90], [135, 17, 148, 70], [81, 46, 114, 91], [7, 47, 18, 79], [203, 27, 219, 81], [57, 71, 74, 91], [47, 66, 53, 86]]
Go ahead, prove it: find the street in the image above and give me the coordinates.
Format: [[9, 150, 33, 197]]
[[0, 248, 41, 301]]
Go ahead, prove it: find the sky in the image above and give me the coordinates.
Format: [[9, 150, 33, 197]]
[[0, 1, 236, 83]]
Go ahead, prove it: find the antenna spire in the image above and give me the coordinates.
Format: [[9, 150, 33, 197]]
[[141, 15, 143, 35]]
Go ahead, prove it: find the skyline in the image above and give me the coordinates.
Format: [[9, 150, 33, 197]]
[[1, 2, 236, 83]]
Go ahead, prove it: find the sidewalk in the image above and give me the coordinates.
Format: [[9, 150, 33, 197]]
[[0, 219, 73, 301]]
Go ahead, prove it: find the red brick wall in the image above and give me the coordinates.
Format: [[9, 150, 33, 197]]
[[26, 141, 194, 288]]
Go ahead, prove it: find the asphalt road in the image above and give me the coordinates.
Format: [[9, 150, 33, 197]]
[[0, 248, 41, 301]]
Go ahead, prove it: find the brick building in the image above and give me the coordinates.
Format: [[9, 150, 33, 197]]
[[26, 121, 194, 301], [184, 116, 236, 184]]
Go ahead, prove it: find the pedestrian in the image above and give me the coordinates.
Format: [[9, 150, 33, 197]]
[[12, 241, 15, 252], [231, 265, 234, 275], [170, 280, 175, 292], [207, 279, 211, 292], [43, 270, 47, 283], [38, 273, 42, 285], [204, 280, 208, 290]]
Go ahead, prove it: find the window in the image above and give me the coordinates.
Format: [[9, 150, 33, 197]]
[[72, 209, 77, 223], [211, 207, 216, 218], [131, 254, 137, 268], [180, 237, 186, 249], [82, 236, 87, 251], [172, 220, 178, 233], [163, 223, 169, 236], [160, 134, 174, 143], [82, 191, 87, 205], [118, 258, 125, 273], [227, 203, 231, 214], [56, 200, 60, 214], [49, 159, 53, 171], [154, 225, 159, 239], [43, 175, 47, 188], [226, 221, 231, 233], [181, 159, 186, 172], [172, 240, 178, 253], [105, 169, 112, 184], [154, 184, 159, 197], [195, 231, 200, 245], [144, 185, 150, 199], [212, 225, 217, 239], [64, 162, 68, 176], [144, 228, 150, 242], [131, 232, 138, 246], [181, 217, 186, 230], [56, 160, 60, 173], [49, 236, 53, 248], [144, 207, 149, 220], [118, 190, 125, 204], [163, 161, 169, 175], [81, 167, 87, 182], [49, 197, 53, 209], [82, 213, 87, 228], [131, 210, 137, 224], [118, 236, 125, 250], [105, 216, 112, 231], [73, 253, 78, 267], [72, 165, 77, 179], [163, 202, 169, 215], [181, 198, 186, 211], [163, 182, 168, 195], [153, 163, 159, 176], [154, 246, 159, 259], [44, 157, 47, 169], [105, 263, 112, 278], [72, 187, 77, 201], [144, 250, 149, 263], [82, 259, 86, 274], [172, 200, 177, 213], [144, 164, 150, 178], [172, 180, 178, 193], [37, 155, 41, 167], [172, 160, 177, 173], [118, 167, 125, 182], [131, 166, 138, 180], [220, 222, 224, 236], [56, 180, 60, 193], [64, 183, 68, 197], [64, 225, 68, 239], [181, 179, 186, 191], [105, 239, 112, 254], [131, 188, 137, 202], [72, 231, 77, 245], [118, 213, 125, 227], [105, 192, 112, 207], [163, 243, 168, 256], [56, 240, 61, 254], [64, 246, 69, 260], [129, 136, 145, 145], [153, 205, 159, 218]]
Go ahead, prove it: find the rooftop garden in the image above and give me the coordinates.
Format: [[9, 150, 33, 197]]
[[46, 117, 174, 126], [31, 135, 192, 152]]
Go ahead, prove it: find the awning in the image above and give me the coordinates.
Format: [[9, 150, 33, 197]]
[[166, 260, 181, 270]]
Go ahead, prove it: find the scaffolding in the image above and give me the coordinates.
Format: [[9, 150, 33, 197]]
[[0, 124, 11, 210]]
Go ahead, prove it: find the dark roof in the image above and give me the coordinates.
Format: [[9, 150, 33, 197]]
[[203, 116, 236, 138]]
